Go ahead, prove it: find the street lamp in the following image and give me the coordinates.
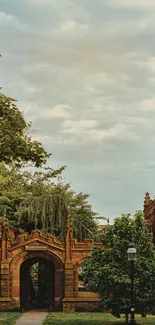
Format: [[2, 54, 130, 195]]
[[127, 243, 137, 325]]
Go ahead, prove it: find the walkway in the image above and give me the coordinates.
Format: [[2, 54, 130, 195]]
[[15, 311, 48, 325]]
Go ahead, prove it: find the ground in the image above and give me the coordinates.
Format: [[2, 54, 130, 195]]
[[0, 312, 21, 325], [43, 312, 155, 325], [1, 312, 155, 325]]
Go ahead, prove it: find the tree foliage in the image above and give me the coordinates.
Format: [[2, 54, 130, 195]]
[[0, 93, 50, 167], [81, 211, 155, 318], [0, 163, 98, 240]]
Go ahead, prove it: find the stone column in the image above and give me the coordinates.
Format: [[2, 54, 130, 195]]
[[54, 268, 64, 311], [73, 265, 78, 297], [0, 215, 12, 307], [63, 215, 75, 312], [0, 261, 10, 297]]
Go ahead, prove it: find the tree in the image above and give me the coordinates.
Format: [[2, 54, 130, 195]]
[[0, 93, 50, 167], [0, 163, 98, 240], [81, 211, 155, 320], [0, 162, 66, 227], [19, 188, 98, 240]]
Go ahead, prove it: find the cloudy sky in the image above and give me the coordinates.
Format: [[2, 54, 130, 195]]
[[1, 0, 155, 221]]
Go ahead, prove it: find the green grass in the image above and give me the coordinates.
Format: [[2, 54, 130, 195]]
[[43, 312, 155, 325], [0, 312, 21, 325]]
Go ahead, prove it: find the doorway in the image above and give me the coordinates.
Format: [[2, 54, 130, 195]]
[[20, 257, 55, 310]]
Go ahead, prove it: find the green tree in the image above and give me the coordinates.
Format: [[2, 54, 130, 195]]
[[0, 162, 65, 227], [18, 182, 98, 239], [0, 93, 50, 167], [81, 211, 155, 320], [0, 163, 98, 240]]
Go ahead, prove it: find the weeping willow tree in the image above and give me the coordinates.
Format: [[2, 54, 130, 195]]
[[18, 194, 68, 238], [18, 191, 98, 240], [0, 162, 99, 240], [0, 162, 66, 227]]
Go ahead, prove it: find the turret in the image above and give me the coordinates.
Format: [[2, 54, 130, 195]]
[[144, 192, 152, 211]]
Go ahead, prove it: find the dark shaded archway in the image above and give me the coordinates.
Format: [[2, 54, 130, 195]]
[[20, 257, 55, 310]]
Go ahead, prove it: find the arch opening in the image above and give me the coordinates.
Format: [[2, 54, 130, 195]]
[[78, 265, 86, 292], [20, 257, 55, 310]]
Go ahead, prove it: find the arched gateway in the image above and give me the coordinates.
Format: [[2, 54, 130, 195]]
[[0, 215, 103, 311]]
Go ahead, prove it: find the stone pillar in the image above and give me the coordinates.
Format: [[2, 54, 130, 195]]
[[63, 260, 75, 312], [73, 265, 78, 297], [0, 261, 10, 297], [0, 260, 12, 308], [11, 267, 20, 307], [0, 215, 12, 307], [54, 268, 64, 311], [64, 261, 74, 298], [63, 215, 75, 312]]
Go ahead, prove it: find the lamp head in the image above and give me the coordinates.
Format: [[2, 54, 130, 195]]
[[127, 243, 137, 261]]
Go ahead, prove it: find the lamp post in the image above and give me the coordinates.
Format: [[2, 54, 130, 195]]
[[127, 243, 137, 325]]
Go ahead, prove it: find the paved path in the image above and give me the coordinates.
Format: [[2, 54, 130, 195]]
[[15, 311, 48, 325]]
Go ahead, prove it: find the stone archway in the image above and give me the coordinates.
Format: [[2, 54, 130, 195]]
[[20, 256, 55, 310], [0, 216, 104, 311], [10, 251, 64, 311]]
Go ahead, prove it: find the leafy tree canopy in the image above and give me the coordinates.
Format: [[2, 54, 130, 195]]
[[81, 211, 155, 318], [0, 93, 50, 167], [0, 163, 98, 240]]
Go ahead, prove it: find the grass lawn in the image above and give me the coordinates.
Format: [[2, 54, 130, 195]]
[[43, 312, 155, 325], [0, 312, 21, 325]]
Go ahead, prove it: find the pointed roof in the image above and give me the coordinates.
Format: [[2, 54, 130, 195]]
[[144, 192, 152, 210]]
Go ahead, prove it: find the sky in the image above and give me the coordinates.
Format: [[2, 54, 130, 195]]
[[1, 0, 155, 222]]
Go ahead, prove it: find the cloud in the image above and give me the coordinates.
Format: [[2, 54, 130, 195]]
[[32, 134, 51, 142], [27, 0, 56, 4], [0, 10, 27, 32], [126, 116, 147, 125], [62, 119, 98, 134], [135, 16, 155, 29], [134, 57, 155, 73], [0, 12, 14, 22], [138, 97, 155, 112], [86, 123, 136, 140], [61, 119, 137, 142], [144, 57, 155, 73], [60, 20, 88, 32], [116, 0, 155, 7], [43, 105, 72, 119]]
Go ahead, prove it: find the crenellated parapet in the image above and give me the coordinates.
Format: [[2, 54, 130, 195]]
[[10, 229, 64, 249]]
